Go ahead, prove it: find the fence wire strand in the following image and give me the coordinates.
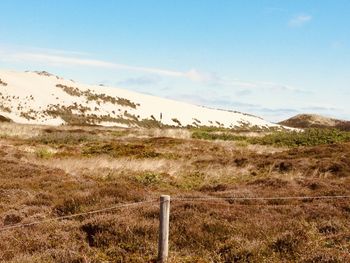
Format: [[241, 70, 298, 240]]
[[0, 199, 157, 232], [1, 194, 349, 232], [171, 195, 350, 201]]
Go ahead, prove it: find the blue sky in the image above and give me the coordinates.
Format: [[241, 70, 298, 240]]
[[0, 0, 349, 121]]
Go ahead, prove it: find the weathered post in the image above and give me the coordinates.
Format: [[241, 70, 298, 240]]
[[158, 195, 170, 262]]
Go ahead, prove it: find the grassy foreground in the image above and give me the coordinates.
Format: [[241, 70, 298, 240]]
[[0, 123, 349, 262]]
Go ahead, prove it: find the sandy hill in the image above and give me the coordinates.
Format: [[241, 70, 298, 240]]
[[0, 69, 282, 129], [279, 114, 350, 131]]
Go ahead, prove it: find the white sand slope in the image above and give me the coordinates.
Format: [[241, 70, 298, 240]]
[[0, 70, 282, 129]]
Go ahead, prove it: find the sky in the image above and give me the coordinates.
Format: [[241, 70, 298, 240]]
[[0, 0, 350, 122]]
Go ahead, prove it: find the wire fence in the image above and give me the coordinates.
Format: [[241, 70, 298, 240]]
[[1, 194, 349, 262], [0, 199, 157, 232], [1, 194, 349, 232], [172, 195, 350, 201]]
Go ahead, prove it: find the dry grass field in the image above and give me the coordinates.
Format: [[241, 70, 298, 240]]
[[0, 123, 349, 262]]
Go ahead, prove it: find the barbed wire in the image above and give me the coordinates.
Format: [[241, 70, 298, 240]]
[[0, 199, 157, 232]]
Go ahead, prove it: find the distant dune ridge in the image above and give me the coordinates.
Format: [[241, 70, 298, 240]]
[[279, 114, 350, 131], [0, 70, 282, 129]]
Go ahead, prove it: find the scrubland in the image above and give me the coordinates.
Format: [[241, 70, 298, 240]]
[[0, 123, 349, 262]]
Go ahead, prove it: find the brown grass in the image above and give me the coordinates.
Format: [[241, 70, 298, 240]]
[[0, 123, 349, 262]]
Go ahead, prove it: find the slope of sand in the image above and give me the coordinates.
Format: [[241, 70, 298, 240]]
[[0, 70, 281, 129]]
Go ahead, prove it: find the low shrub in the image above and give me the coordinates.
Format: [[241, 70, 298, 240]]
[[0, 78, 7, 86], [135, 172, 162, 186], [53, 198, 82, 216], [0, 105, 11, 113], [82, 142, 161, 158], [172, 118, 182, 126], [192, 128, 350, 147], [35, 148, 55, 159], [253, 129, 350, 147], [270, 230, 306, 259], [34, 131, 94, 145], [175, 172, 206, 190], [0, 115, 12, 122], [192, 130, 247, 141]]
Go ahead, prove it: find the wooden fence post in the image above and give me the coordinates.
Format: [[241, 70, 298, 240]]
[[158, 195, 170, 262]]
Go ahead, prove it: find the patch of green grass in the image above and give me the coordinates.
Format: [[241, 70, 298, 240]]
[[192, 130, 247, 141], [109, 130, 129, 137], [175, 172, 206, 190], [251, 129, 350, 147], [35, 148, 55, 159], [235, 140, 249, 147], [191, 126, 233, 133], [82, 142, 161, 158], [135, 172, 162, 186], [192, 128, 350, 147]]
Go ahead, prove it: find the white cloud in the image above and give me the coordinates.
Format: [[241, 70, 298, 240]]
[[117, 75, 161, 86], [1, 49, 218, 83], [10, 52, 186, 77], [288, 14, 312, 27], [218, 78, 308, 94], [0, 47, 306, 94], [185, 69, 218, 82]]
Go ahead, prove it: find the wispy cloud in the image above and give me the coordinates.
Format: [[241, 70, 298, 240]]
[[218, 78, 309, 94], [302, 105, 340, 112], [0, 47, 307, 94], [117, 75, 161, 86], [166, 93, 259, 109], [235, 89, 252, 96], [288, 14, 312, 27], [0, 49, 216, 83], [11, 52, 187, 77], [166, 93, 302, 122]]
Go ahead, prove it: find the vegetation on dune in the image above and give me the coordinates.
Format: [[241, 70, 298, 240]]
[[43, 101, 169, 128], [0, 123, 349, 262], [33, 71, 61, 79], [56, 84, 138, 109], [171, 118, 182, 126], [252, 128, 350, 147], [0, 105, 11, 113], [0, 114, 12, 122], [192, 128, 350, 147], [20, 109, 39, 120], [280, 113, 350, 131], [0, 78, 8, 86], [335, 121, 350, 131]]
